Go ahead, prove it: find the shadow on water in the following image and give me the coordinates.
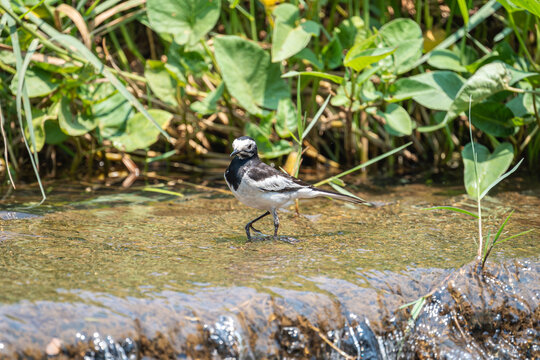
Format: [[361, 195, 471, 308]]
[[0, 182, 538, 359]]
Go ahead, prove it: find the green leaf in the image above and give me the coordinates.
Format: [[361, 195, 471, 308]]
[[58, 97, 98, 136], [498, 0, 540, 17], [335, 16, 366, 49], [190, 82, 224, 115], [271, 20, 317, 62], [292, 48, 324, 69], [448, 61, 510, 118], [214, 36, 289, 115], [479, 158, 523, 199], [419, 61, 511, 132], [110, 109, 173, 152], [272, 3, 299, 25], [23, 114, 46, 153], [471, 101, 515, 137], [245, 121, 293, 159], [322, 35, 343, 69], [94, 91, 134, 139], [282, 70, 344, 84], [344, 46, 396, 72], [424, 206, 479, 218], [10, 67, 58, 97], [462, 142, 514, 200], [427, 49, 467, 72], [144, 60, 178, 107], [507, 93, 540, 117], [379, 18, 423, 74], [378, 104, 413, 136], [275, 97, 297, 137], [146, 0, 220, 46], [44, 119, 69, 145]]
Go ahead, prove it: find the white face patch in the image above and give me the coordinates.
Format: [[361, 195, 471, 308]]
[[233, 138, 256, 152]]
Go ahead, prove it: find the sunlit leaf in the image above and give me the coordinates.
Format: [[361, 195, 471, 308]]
[[145, 60, 178, 107], [462, 142, 514, 200], [378, 104, 413, 136], [190, 83, 224, 115], [110, 110, 173, 152], [344, 47, 396, 72], [10, 67, 58, 97], [146, 0, 220, 46], [58, 97, 98, 136], [275, 97, 297, 137], [379, 18, 423, 74], [214, 36, 289, 115], [282, 70, 343, 84]]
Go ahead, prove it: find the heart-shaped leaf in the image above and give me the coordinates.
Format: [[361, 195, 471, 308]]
[[419, 61, 511, 132], [379, 18, 423, 74], [58, 97, 98, 136], [10, 67, 58, 98], [144, 60, 178, 107], [462, 142, 514, 200], [471, 101, 515, 137], [146, 0, 220, 46], [378, 104, 413, 136], [271, 20, 318, 62], [110, 110, 173, 152], [214, 36, 289, 115]]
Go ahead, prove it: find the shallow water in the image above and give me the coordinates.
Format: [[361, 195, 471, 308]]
[[0, 182, 538, 358]]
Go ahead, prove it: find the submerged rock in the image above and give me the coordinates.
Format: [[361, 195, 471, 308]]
[[398, 261, 540, 359]]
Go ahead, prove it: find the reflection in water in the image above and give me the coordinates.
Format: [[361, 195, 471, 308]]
[[0, 183, 538, 358]]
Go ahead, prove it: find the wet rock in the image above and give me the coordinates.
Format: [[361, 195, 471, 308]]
[[398, 261, 540, 359], [0, 211, 40, 220], [203, 315, 243, 359], [279, 326, 306, 355], [326, 314, 383, 360], [77, 332, 137, 360]]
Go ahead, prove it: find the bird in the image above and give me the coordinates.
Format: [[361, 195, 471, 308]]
[[224, 136, 370, 242]]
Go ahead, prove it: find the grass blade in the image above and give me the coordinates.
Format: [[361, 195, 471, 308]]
[[142, 187, 184, 197], [302, 94, 330, 140], [494, 229, 534, 246], [17, 38, 40, 164], [479, 158, 524, 200], [492, 210, 514, 243], [315, 142, 412, 186], [328, 182, 367, 203], [282, 70, 344, 84], [4, 2, 46, 204], [424, 206, 479, 218]]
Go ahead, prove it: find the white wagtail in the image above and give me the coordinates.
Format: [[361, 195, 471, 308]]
[[225, 136, 370, 241]]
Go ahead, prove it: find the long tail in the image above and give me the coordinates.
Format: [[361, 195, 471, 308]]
[[310, 187, 372, 205]]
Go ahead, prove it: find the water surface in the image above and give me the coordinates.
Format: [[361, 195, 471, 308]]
[[0, 182, 538, 358]]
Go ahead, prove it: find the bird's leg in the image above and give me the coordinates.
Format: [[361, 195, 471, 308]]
[[245, 211, 270, 241], [271, 209, 279, 241]]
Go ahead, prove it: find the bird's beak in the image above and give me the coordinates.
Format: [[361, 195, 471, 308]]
[[230, 149, 239, 157]]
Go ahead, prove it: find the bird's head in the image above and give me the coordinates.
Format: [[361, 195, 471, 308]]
[[230, 136, 258, 159]]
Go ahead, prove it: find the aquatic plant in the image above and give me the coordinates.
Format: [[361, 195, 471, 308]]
[[0, 0, 539, 201]]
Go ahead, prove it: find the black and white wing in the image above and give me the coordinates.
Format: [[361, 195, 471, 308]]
[[246, 162, 310, 193]]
